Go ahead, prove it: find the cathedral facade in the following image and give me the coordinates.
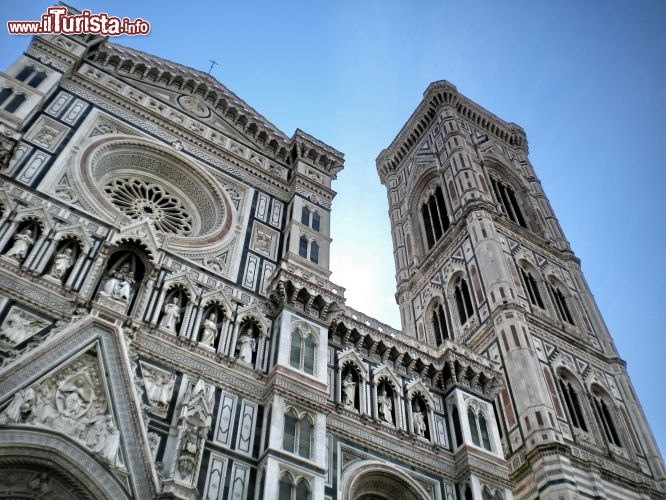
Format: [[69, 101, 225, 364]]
[[0, 24, 663, 500]]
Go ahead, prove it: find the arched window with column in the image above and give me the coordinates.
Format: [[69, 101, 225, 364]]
[[431, 300, 450, 345], [547, 278, 575, 325], [420, 185, 450, 250], [591, 385, 622, 448], [4, 93, 25, 113], [301, 206, 310, 226], [489, 175, 527, 228], [289, 327, 316, 376], [518, 262, 545, 310], [556, 370, 588, 432], [454, 276, 474, 325], [282, 408, 313, 459]]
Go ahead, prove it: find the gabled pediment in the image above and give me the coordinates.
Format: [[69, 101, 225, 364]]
[[53, 224, 94, 252], [112, 219, 163, 262], [338, 348, 369, 380], [0, 315, 158, 499], [236, 304, 269, 334], [372, 365, 402, 395]]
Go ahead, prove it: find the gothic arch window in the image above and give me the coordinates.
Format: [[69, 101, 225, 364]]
[[289, 327, 316, 375], [301, 206, 310, 226], [15, 66, 34, 82], [462, 481, 474, 500], [482, 487, 504, 500], [467, 407, 492, 451], [283, 409, 313, 459], [310, 241, 319, 264], [0, 88, 13, 106], [451, 404, 463, 447], [420, 185, 450, 250], [547, 278, 575, 325], [298, 235, 308, 258], [489, 175, 526, 228], [27, 71, 47, 88], [591, 385, 622, 447], [518, 262, 545, 309], [278, 473, 311, 500], [311, 212, 320, 232], [453, 276, 474, 325], [5, 93, 26, 113], [556, 370, 588, 432], [430, 300, 450, 345]]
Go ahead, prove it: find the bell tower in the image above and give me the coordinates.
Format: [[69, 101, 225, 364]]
[[377, 80, 665, 499]]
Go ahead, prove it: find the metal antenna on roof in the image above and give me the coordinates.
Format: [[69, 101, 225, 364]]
[[207, 59, 219, 75]]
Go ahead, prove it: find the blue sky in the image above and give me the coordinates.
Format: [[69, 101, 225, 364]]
[[2, 1, 664, 457]]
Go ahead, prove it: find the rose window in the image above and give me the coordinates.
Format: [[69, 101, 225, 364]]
[[103, 178, 193, 235]]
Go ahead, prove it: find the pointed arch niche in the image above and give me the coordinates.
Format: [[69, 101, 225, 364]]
[[405, 379, 436, 442], [372, 365, 403, 429], [337, 349, 369, 414]]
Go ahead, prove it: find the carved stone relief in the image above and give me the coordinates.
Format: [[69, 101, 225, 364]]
[[140, 362, 176, 418], [167, 378, 215, 489], [0, 306, 49, 349], [0, 350, 124, 469]]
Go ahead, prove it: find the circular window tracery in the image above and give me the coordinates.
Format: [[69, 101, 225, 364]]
[[103, 178, 193, 235]]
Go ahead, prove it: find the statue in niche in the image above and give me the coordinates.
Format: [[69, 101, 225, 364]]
[[237, 328, 256, 364], [143, 366, 176, 410], [378, 387, 393, 424], [161, 296, 181, 331], [49, 247, 74, 280], [200, 312, 218, 347], [342, 373, 357, 408], [101, 262, 135, 303], [5, 228, 34, 262], [413, 401, 427, 437]]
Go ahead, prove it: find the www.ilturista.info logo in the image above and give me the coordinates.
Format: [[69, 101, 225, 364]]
[[7, 6, 150, 36]]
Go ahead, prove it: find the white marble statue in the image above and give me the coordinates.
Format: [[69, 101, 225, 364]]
[[378, 388, 393, 424], [0, 308, 42, 345], [161, 297, 181, 331], [143, 367, 176, 409], [342, 373, 356, 408], [413, 404, 427, 437], [200, 312, 218, 347], [50, 247, 74, 280], [5, 229, 34, 262], [237, 330, 256, 363], [101, 262, 135, 303]]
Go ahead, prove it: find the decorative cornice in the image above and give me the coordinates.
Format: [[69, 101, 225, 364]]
[[86, 42, 344, 176], [376, 80, 528, 182]]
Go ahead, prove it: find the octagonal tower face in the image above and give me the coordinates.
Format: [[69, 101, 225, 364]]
[[377, 81, 666, 498]]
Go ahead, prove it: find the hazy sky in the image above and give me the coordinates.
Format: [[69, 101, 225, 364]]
[[2, 1, 664, 458]]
